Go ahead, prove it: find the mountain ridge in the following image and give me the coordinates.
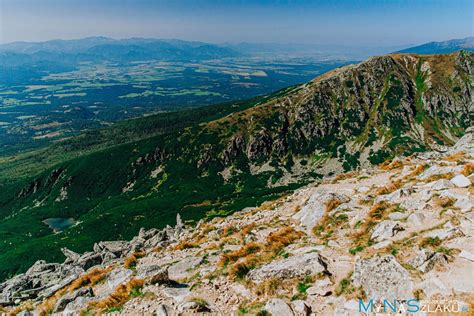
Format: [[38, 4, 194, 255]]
[[0, 51, 472, 282], [1, 128, 472, 315], [395, 37, 474, 54]]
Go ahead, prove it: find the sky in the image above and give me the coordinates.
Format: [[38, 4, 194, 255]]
[[0, 0, 472, 46]]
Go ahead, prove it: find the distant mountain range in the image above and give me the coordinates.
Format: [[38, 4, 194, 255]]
[[0, 37, 241, 66], [395, 37, 474, 54], [2, 36, 472, 66]]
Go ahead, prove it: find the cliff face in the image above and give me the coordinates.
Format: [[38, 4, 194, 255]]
[[0, 52, 472, 282], [201, 52, 472, 173], [2, 130, 472, 315]]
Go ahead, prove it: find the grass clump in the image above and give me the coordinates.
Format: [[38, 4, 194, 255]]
[[374, 180, 402, 195], [462, 162, 474, 176], [420, 236, 442, 248], [424, 172, 455, 183], [220, 226, 302, 279], [123, 251, 146, 269], [402, 164, 427, 181], [174, 241, 199, 250], [433, 195, 455, 208], [190, 297, 211, 312], [255, 278, 280, 297], [325, 197, 343, 212], [350, 202, 398, 253], [445, 151, 465, 162], [335, 276, 353, 296], [379, 159, 403, 171], [88, 279, 145, 312]]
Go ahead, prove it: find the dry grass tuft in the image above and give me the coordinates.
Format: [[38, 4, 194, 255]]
[[325, 198, 343, 213], [462, 162, 474, 176], [219, 242, 262, 268], [123, 251, 146, 269], [88, 279, 144, 312], [374, 180, 402, 195], [6, 302, 34, 316], [174, 241, 199, 250], [333, 172, 357, 182], [69, 267, 112, 292], [35, 267, 112, 315], [379, 159, 403, 171], [403, 164, 427, 181], [424, 172, 454, 183], [433, 196, 455, 208], [254, 278, 280, 297], [220, 226, 303, 280], [350, 202, 398, 249], [445, 151, 465, 162]]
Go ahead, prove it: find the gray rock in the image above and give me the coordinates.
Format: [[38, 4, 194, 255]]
[[76, 252, 102, 270], [53, 287, 93, 313], [426, 227, 464, 241], [459, 250, 474, 262], [143, 230, 167, 249], [352, 255, 412, 301], [418, 165, 460, 180], [140, 265, 169, 285], [176, 213, 185, 229], [407, 212, 425, 227], [155, 304, 173, 316], [454, 196, 473, 212], [94, 240, 129, 256], [106, 268, 132, 291], [168, 256, 203, 281], [370, 220, 404, 242], [409, 249, 434, 268], [61, 247, 81, 264], [293, 189, 349, 232], [248, 252, 330, 282], [162, 287, 190, 304], [292, 300, 311, 315], [388, 212, 407, 221], [425, 179, 454, 190], [418, 253, 448, 273], [0, 262, 84, 304], [307, 277, 332, 296], [450, 174, 471, 188], [264, 298, 294, 316]]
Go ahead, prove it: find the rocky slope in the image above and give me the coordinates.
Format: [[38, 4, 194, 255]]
[[0, 51, 472, 284], [1, 129, 473, 315]]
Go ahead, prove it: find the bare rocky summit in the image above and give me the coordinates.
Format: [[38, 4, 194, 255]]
[[1, 129, 472, 315]]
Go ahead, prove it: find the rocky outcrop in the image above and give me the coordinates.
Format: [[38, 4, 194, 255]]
[[247, 252, 330, 282], [352, 255, 413, 301], [1, 131, 473, 315]]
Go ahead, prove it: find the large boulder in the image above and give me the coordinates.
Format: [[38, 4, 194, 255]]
[[293, 189, 349, 232], [76, 252, 103, 270], [352, 255, 412, 301], [450, 174, 471, 188], [264, 298, 294, 316], [93, 241, 129, 257], [53, 287, 93, 313], [247, 252, 330, 282], [370, 220, 404, 243], [168, 256, 203, 281]]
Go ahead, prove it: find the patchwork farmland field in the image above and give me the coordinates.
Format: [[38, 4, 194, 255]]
[[0, 57, 350, 154]]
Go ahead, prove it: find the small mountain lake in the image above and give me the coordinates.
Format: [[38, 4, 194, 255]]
[[43, 218, 76, 231]]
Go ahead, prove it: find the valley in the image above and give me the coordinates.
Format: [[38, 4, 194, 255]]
[[0, 51, 471, 282], [0, 37, 352, 154]]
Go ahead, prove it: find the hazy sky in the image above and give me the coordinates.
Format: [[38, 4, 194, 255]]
[[0, 0, 472, 45]]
